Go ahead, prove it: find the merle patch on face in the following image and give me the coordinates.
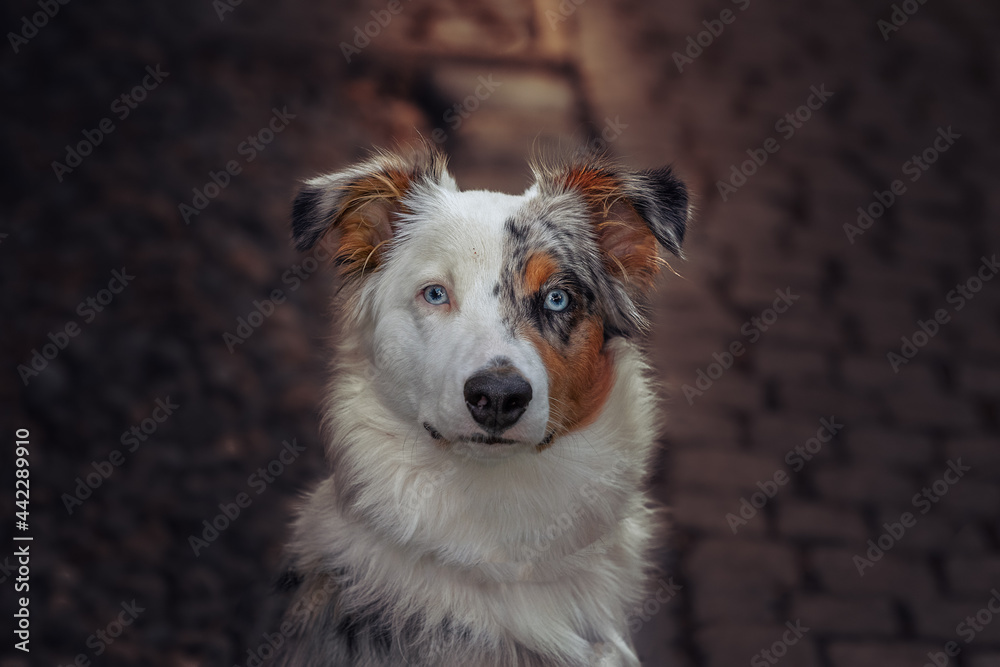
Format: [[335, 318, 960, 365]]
[[494, 197, 619, 440], [498, 195, 632, 347]]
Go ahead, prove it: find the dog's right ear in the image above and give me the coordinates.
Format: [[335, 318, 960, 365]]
[[291, 145, 453, 278]]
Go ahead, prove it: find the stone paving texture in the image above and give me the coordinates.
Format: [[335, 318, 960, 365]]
[[1, 0, 999, 665]]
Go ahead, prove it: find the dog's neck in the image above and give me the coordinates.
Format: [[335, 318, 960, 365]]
[[288, 339, 657, 666]]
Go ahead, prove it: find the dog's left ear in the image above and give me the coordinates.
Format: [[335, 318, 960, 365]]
[[536, 157, 690, 290], [291, 144, 453, 278]]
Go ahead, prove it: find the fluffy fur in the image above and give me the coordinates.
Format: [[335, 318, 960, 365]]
[[275, 143, 689, 667]]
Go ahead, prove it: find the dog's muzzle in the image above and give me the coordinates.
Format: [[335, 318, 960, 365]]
[[463, 368, 532, 433]]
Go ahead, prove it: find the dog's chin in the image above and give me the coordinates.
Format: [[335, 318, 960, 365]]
[[423, 422, 549, 460], [454, 438, 527, 461]]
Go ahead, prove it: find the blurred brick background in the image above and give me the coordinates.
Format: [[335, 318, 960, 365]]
[[2, 0, 999, 665]]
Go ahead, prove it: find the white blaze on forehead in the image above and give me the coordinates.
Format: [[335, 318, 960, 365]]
[[383, 187, 527, 329], [397, 188, 523, 273], [361, 186, 523, 324]]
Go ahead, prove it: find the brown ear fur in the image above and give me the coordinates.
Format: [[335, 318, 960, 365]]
[[290, 144, 450, 278], [561, 167, 665, 288], [325, 170, 412, 279]]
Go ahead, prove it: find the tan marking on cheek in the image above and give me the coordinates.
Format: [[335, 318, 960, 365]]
[[523, 252, 558, 294], [527, 317, 614, 447]]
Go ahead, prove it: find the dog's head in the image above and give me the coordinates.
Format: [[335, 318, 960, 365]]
[[292, 144, 688, 460]]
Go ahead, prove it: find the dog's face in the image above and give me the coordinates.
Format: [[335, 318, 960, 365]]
[[292, 146, 688, 460]]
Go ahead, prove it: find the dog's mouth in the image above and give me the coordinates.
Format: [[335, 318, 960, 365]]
[[423, 422, 444, 440], [423, 421, 515, 445], [423, 422, 553, 448], [460, 433, 518, 445]]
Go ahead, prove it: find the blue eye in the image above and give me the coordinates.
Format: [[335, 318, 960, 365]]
[[544, 289, 569, 312], [423, 285, 449, 305]]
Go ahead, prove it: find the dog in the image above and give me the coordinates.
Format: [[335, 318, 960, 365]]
[[274, 142, 689, 667]]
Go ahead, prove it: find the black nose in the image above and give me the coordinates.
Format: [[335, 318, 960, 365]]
[[463, 370, 533, 433]]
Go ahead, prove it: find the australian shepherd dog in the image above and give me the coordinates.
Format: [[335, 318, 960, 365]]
[[274, 142, 689, 667]]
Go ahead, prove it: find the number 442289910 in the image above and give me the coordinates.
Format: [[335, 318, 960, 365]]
[[15, 429, 29, 529]]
